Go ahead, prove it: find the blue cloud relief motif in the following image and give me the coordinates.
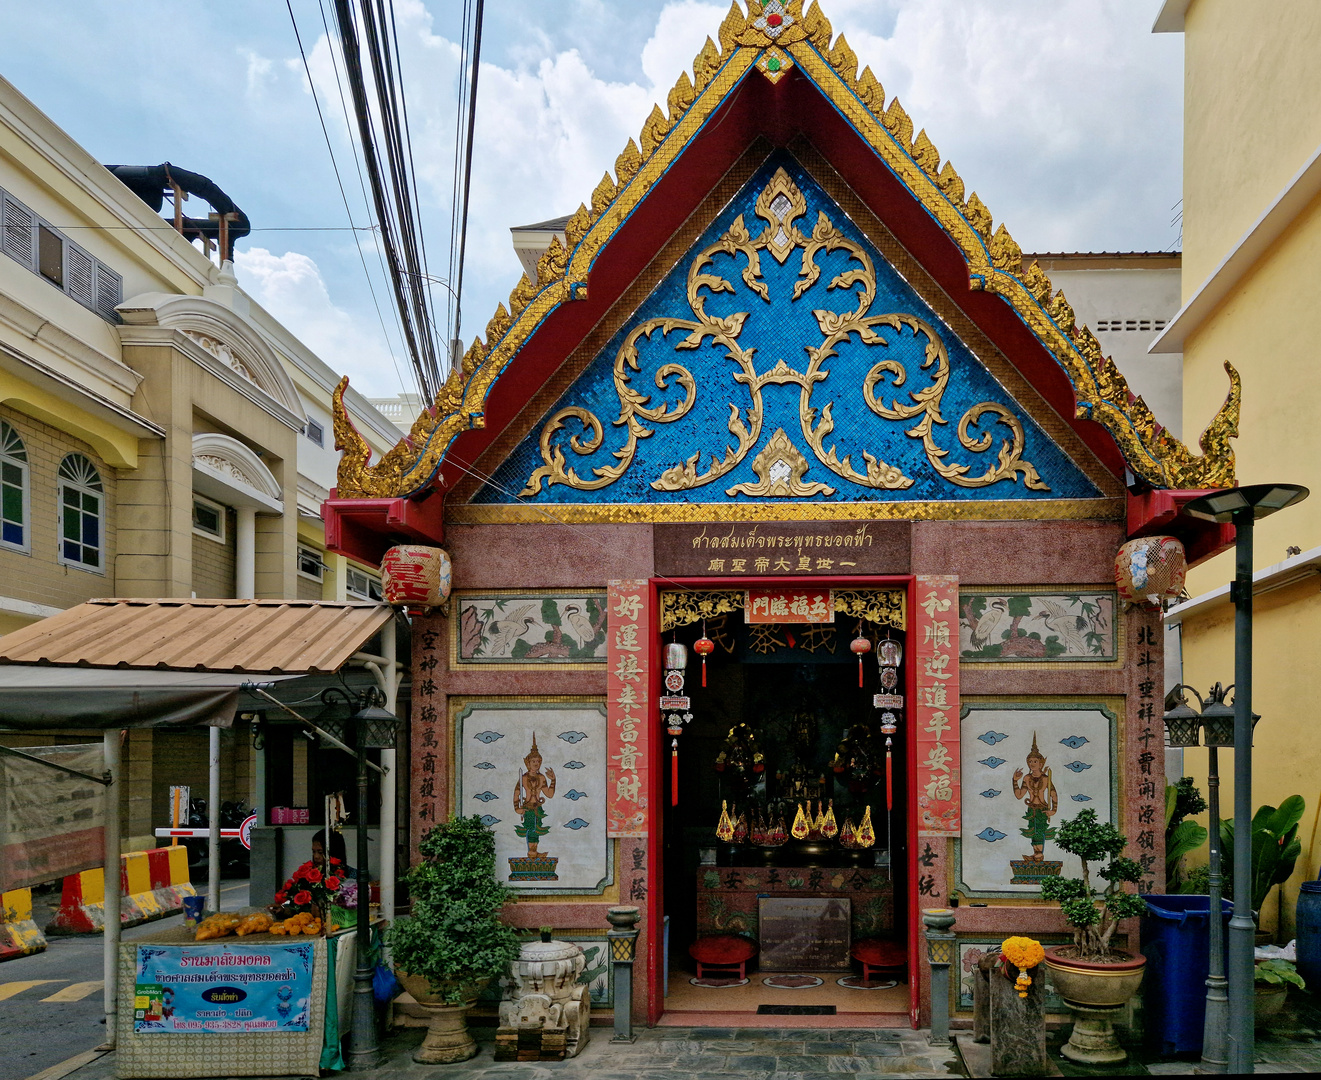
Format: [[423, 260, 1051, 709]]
[[563, 761, 585, 769], [1063, 761, 1092, 773], [1059, 736, 1090, 749], [479, 815, 501, 827], [979, 789, 1001, 799], [563, 789, 588, 801], [473, 791, 498, 803], [978, 757, 1007, 769], [473, 731, 504, 744], [977, 731, 1009, 746], [1070, 794, 1093, 802], [473, 762, 495, 770], [558, 731, 588, 744], [975, 827, 1007, 843], [563, 818, 591, 830]]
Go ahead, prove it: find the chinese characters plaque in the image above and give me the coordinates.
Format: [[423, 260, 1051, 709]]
[[915, 575, 960, 835], [607, 579, 649, 836], [744, 588, 835, 624]]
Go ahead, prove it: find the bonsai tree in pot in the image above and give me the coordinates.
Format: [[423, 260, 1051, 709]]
[[389, 815, 520, 1064], [1038, 809, 1148, 1065]]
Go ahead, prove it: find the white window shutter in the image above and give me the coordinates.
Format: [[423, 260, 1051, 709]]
[[94, 261, 122, 322], [67, 242, 95, 308], [1, 193, 35, 270]]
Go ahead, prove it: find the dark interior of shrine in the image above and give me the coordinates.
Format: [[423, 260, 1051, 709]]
[[662, 614, 910, 1010]]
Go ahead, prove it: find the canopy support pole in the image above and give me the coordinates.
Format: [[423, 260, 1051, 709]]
[[380, 616, 397, 949], [101, 729, 121, 1050], [208, 726, 221, 913]]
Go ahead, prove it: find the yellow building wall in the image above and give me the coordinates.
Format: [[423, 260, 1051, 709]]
[[1182, 0, 1321, 291]]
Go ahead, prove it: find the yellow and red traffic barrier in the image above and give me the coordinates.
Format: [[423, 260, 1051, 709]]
[[47, 847, 195, 934], [0, 887, 47, 961]]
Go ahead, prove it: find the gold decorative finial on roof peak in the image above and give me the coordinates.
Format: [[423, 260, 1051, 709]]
[[333, 0, 1238, 500]]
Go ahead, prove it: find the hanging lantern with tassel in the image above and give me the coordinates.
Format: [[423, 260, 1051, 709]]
[[694, 621, 715, 687], [850, 622, 872, 688], [661, 640, 691, 807]]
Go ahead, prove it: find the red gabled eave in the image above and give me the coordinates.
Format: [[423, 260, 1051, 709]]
[[440, 64, 1127, 496]]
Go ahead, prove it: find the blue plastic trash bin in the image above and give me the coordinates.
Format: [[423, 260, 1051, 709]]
[[1296, 881, 1321, 988], [1142, 894, 1232, 1055]]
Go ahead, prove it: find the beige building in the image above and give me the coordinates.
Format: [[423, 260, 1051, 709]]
[[0, 73, 400, 848]]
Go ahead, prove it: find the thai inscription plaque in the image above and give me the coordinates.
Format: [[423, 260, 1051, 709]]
[[654, 521, 911, 577], [757, 896, 852, 971]]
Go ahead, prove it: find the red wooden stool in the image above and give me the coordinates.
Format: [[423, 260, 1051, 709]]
[[851, 938, 907, 982], [689, 934, 758, 981]]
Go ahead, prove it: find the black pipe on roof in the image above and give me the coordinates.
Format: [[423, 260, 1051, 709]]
[[105, 162, 251, 260]]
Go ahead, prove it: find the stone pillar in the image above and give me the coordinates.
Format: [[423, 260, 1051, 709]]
[[607, 905, 640, 1043], [235, 507, 256, 599], [988, 961, 1049, 1077], [923, 908, 956, 1045]]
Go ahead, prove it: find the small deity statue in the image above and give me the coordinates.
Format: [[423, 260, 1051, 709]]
[[1012, 733, 1058, 862], [512, 734, 556, 857]]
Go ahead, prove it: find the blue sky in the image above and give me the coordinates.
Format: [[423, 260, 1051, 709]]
[[0, 1, 1182, 399]]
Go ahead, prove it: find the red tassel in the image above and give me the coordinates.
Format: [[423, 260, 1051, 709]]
[[858, 655, 864, 688], [672, 740, 679, 806], [702, 656, 707, 687], [886, 750, 893, 812]]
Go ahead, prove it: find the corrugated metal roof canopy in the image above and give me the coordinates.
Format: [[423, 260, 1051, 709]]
[[0, 599, 394, 674]]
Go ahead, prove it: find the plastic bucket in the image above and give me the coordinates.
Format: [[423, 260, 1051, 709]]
[[1141, 894, 1232, 1054]]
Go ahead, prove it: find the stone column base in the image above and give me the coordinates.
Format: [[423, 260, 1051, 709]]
[[1060, 1003, 1127, 1066], [413, 1002, 478, 1064]]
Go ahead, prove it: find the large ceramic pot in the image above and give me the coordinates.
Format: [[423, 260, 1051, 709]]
[[395, 971, 489, 1064], [1043, 947, 1146, 1066]]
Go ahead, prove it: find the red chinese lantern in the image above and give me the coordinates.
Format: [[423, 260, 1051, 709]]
[[850, 623, 872, 688], [380, 545, 451, 614], [692, 617, 713, 686], [1115, 535, 1186, 609]]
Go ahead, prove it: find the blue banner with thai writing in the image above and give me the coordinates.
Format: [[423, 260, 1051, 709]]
[[133, 943, 315, 1033]]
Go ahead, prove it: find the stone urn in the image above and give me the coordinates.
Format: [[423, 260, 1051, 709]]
[[1255, 983, 1289, 1025], [1043, 946, 1146, 1065], [395, 971, 488, 1064], [498, 938, 590, 1058]]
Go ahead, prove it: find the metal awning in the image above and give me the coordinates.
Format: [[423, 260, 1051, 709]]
[[0, 598, 394, 673]]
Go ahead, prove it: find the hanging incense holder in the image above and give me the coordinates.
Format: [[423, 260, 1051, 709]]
[[660, 640, 691, 806]]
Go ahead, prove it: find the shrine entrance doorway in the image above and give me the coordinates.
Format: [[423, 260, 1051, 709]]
[[649, 577, 918, 1026]]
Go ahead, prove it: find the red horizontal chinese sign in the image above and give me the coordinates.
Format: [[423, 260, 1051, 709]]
[[743, 589, 835, 624]]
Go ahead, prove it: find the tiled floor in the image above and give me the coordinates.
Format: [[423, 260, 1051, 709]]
[[1136, 989, 1321, 1075]]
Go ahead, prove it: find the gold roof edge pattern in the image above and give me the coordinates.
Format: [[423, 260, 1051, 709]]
[[333, 0, 1237, 500]]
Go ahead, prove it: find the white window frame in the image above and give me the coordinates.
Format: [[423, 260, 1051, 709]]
[[297, 544, 326, 582], [0, 420, 30, 555], [56, 453, 105, 575], [345, 564, 382, 601], [191, 494, 227, 543]]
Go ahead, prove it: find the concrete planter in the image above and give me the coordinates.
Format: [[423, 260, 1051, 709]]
[[1043, 947, 1146, 1065], [395, 971, 488, 1064], [1255, 983, 1288, 1025]]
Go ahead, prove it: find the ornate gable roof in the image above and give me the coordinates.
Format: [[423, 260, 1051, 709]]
[[332, 0, 1237, 506]]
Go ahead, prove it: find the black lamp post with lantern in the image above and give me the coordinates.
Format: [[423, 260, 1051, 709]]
[[1180, 483, 1308, 1074]]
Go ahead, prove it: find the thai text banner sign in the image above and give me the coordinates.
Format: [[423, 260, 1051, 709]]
[[0, 743, 104, 891], [744, 589, 835, 624], [133, 943, 315, 1033]]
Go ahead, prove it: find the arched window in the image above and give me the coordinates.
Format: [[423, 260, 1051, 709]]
[[57, 453, 103, 571], [0, 421, 28, 551]]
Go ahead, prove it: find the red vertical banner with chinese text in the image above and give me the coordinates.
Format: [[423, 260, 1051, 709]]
[[607, 579, 649, 836], [915, 575, 960, 835]]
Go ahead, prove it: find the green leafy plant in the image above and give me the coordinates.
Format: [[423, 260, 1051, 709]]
[[1166, 777, 1209, 893], [1255, 958, 1305, 990], [387, 815, 520, 1002], [1039, 809, 1147, 961], [1219, 796, 1305, 912]]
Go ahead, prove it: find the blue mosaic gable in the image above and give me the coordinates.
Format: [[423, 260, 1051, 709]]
[[476, 153, 1101, 505]]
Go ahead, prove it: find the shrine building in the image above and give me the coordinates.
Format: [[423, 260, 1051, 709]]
[[325, 0, 1240, 1029]]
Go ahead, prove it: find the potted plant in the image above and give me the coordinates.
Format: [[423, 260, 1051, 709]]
[[388, 815, 520, 1064], [1218, 796, 1304, 931], [1039, 809, 1148, 1065], [1255, 958, 1305, 1024]]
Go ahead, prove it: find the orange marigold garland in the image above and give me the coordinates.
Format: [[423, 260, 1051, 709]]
[[1000, 936, 1045, 999]]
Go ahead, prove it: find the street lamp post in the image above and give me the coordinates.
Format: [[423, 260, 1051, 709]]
[[1183, 483, 1308, 1075]]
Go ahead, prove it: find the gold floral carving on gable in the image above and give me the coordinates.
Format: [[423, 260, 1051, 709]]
[[332, 0, 1237, 500], [519, 167, 1047, 501]]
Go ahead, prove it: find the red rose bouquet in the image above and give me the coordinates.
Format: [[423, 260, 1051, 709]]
[[275, 858, 345, 916]]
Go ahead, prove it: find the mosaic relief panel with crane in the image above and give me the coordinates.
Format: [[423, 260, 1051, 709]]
[[958, 591, 1117, 662], [474, 152, 1102, 507], [455, 593, 608, 664]]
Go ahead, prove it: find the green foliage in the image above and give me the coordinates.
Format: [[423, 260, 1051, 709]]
[[1178, 863, 1211, 895], [387, 815, 520, 1002], [1006, 595, 1034, 618], [1255, 958, 1306, 990], [1168, 777, 1209, 828], [1219, 795, 1305, 912], [1041, 808, 1148, 961]]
